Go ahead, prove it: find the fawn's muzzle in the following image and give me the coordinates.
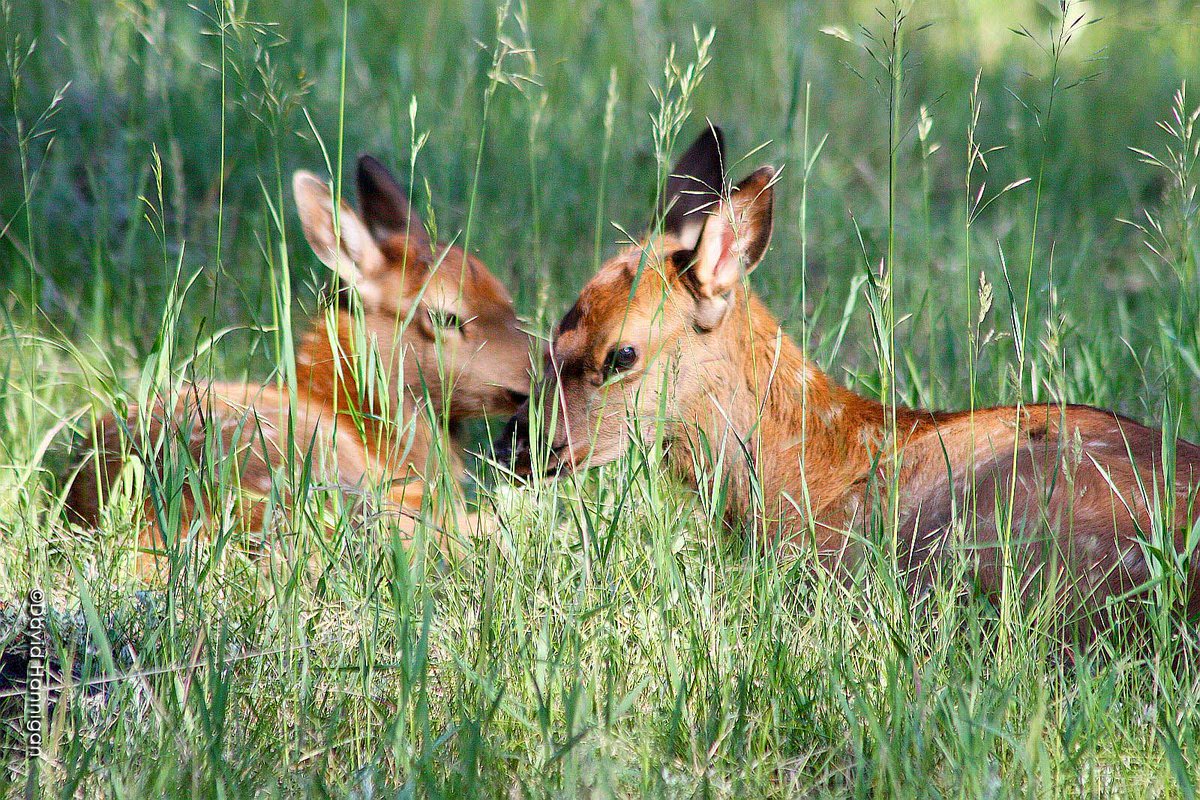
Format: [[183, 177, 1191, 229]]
[[491, 410, 531, 474]]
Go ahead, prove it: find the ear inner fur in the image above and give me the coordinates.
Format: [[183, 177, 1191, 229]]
[[686, 166, 776, 329], [292, 170, 386, 304]]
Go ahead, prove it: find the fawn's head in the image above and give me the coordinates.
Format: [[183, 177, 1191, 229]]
[[293, 155, 532, 419], [497, 127, 776, 474]]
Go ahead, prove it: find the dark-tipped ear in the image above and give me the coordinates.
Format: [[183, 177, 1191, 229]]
[[688, 166, 776, 331], [660, 124, 725, 249], [356, 154, 431, 251]]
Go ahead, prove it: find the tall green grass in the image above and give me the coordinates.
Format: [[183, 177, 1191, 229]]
[[2, 0, 1200, 796]]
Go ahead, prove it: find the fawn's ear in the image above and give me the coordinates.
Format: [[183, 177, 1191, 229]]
[[688, 166, 776, 331], [356, 154, 431, 251], [293, 170, 386, 301], [660, 124, 725, 249]]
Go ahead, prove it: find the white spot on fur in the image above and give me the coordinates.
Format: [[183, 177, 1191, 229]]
[[817, 401, 844, 426], [797, 363, 814, 386], [858, 427, 883, 449], [1121, 548, 1144, 573]]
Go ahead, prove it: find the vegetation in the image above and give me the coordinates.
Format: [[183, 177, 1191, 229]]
[[1, 0, 1199, 795]]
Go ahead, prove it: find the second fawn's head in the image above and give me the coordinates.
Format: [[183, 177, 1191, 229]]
[[498, 127, 777, 474], [293, 155, 532, 420]]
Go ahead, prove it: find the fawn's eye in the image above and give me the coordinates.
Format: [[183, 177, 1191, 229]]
[[428, 308, 464, 330], [604, 344, 638, 377]]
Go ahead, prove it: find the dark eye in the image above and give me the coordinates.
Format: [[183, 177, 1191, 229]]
[[604, 345, 638, 376], [428, 308, 464, 330]]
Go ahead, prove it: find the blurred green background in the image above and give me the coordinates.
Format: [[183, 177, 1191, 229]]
[[2, 0, 1199, 425]]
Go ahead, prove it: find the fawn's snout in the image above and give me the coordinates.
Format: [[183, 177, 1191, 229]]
[[491, 405, 531, 473], [492, 370, 578, 476]]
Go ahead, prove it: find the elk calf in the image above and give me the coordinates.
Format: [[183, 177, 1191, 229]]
[[498, 127, 1200, 628], [68, 155, 532, 569]]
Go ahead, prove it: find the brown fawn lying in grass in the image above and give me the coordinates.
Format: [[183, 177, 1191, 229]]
[[68, 154, 532, 570], [497, 127, 1200, 631]]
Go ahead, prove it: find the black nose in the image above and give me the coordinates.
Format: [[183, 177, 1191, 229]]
[[491, 421, 513, 464], [506, 388, 529, 407], [491, 412, 530, 473]]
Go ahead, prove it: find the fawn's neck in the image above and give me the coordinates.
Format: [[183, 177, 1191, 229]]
[[294, 311, 446, 479], [673, 287, 920, 536]]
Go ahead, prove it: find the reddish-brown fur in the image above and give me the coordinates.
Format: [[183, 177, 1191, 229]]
[[499, 128, 1200, 630], [67, 155, 532, 572]]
